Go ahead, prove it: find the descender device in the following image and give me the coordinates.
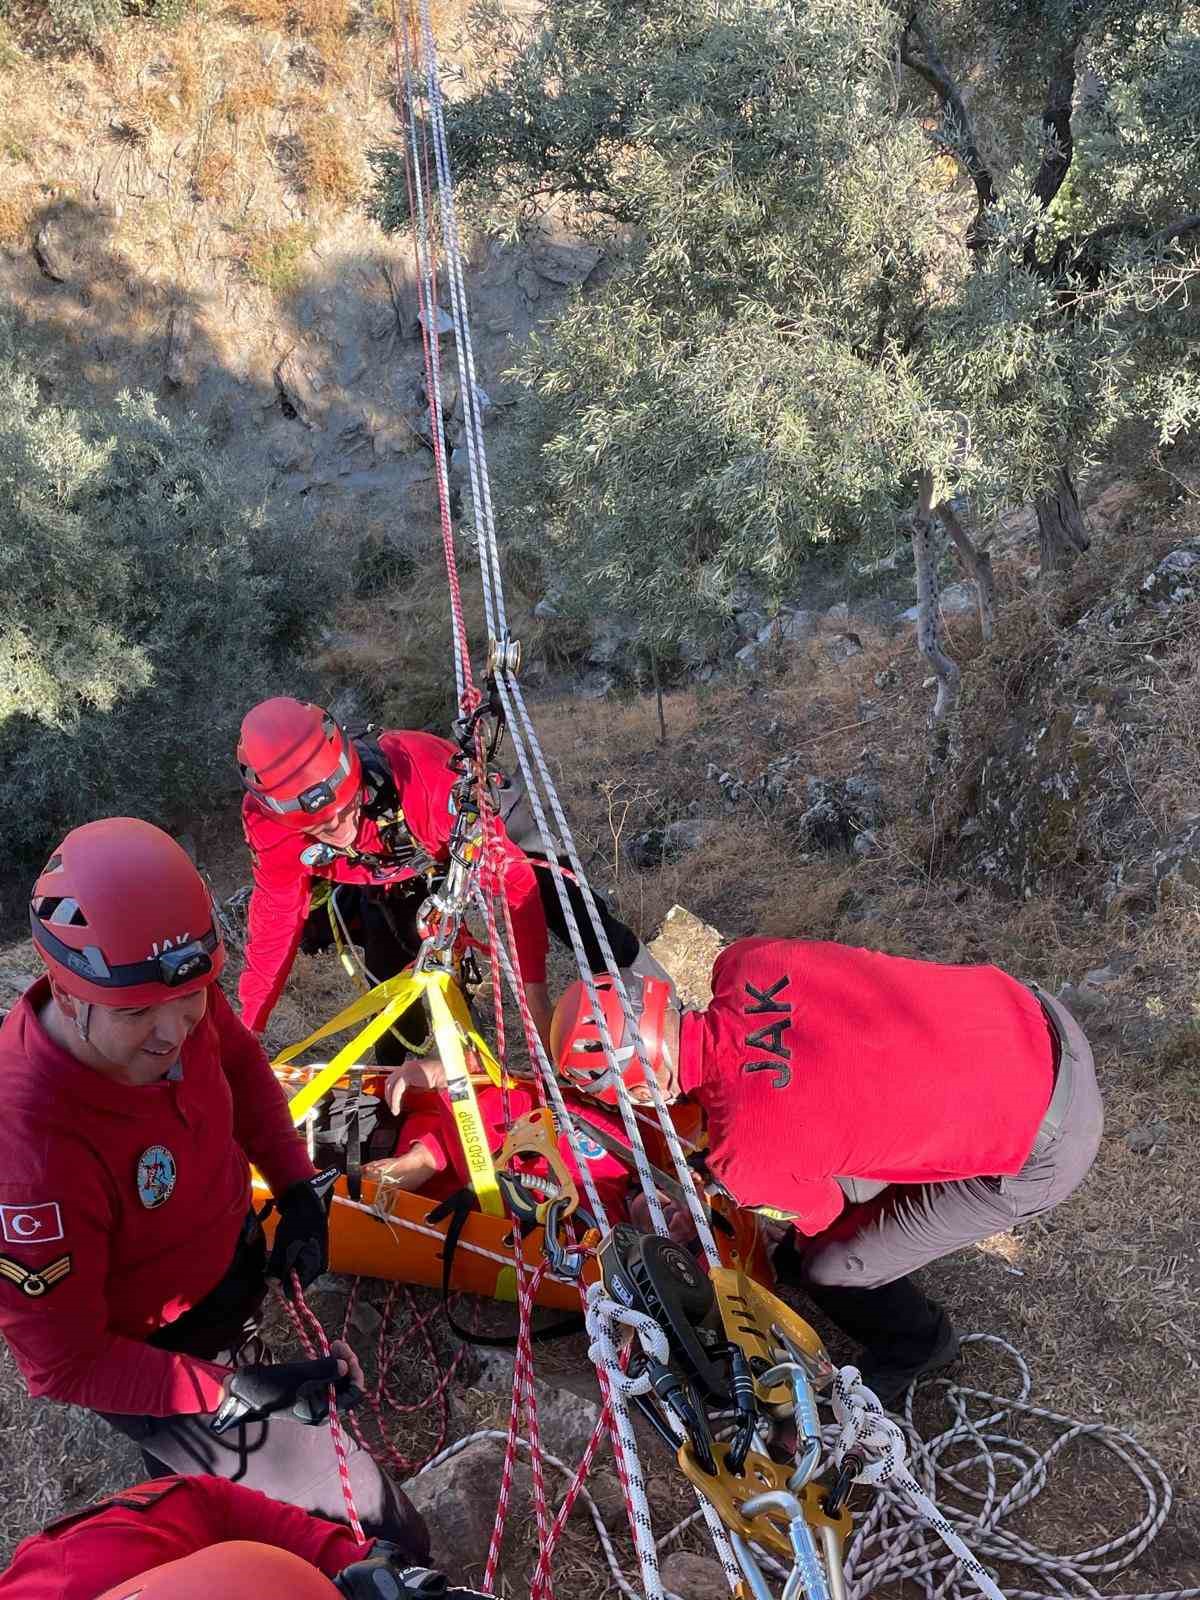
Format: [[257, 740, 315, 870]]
[[598, 1224, 854, 1598]]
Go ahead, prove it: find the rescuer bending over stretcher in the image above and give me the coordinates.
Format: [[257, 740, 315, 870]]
[[550, 937, 1104, 1405]]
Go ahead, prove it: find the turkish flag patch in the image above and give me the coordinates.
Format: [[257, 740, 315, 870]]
[[0, 1203, 65, 1246]]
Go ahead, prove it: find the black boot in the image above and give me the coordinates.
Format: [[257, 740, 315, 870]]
[[798, 1275, 960, 1407]]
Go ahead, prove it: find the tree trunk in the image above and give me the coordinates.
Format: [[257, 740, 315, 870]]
[[649, 647, 667, 745], [1035, 466, 1090, 573], [912, 471, 961, 769], [937, 498, 995, 640]]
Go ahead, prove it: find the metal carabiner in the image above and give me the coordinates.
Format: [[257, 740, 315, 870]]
[[541, 1192, 587, 1279]]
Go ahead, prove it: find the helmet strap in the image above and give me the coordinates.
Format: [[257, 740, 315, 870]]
[[75, 1001, 90, 1044]]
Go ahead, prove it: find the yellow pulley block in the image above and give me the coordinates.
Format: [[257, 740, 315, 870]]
[[677, 1442, 852, 1559], [710, 1267, 835, 1408]]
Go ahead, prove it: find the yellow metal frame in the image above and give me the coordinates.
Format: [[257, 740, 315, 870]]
[[272, 966, 512, 1217]]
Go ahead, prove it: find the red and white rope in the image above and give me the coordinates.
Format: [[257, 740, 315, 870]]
[[283, 1275, 365, 1542]]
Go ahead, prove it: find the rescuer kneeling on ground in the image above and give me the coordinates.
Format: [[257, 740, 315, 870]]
[[0, 818, 426, 1553], [551, 936, 1104, 1405], [0, 1475, 486, 1600]]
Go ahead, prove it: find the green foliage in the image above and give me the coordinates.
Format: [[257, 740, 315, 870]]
[[235, 221, 316, 293], [0, 0, 195, 50], [0, 316, 337, 868], [374, 0, 1200, 655]]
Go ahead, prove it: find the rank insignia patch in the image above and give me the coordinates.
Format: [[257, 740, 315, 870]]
[[0, 1253, 72, 1298]]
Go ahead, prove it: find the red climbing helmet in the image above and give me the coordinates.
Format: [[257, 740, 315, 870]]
[[237, 697, 362, 830], [93, 1540, 340, 1599], [29, 818, 225, 1007], [551, 972, 675, 1107]]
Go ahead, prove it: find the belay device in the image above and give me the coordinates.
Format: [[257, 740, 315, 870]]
[[598, 1224, 853, 1588]]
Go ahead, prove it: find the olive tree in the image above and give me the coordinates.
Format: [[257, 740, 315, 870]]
[[372, 0, 1200, 742], [0, 316, 336, 872]]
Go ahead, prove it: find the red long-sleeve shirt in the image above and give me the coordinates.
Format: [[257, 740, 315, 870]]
[[398, 1081, 636, 1220], [679, 938, 1055, 1234], [0, 980, 314, 1417], [0, 1475, 372, 1598], [238, 729, 549, 1034]]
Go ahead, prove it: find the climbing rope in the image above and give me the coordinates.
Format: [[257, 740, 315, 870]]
[[837, 1337, 1200, 1600], [253, 7, 1200, 1600], [280, 1274, 365, 1542]]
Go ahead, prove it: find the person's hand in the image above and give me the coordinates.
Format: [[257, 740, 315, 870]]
[[628, 1189, 699, 1247], [384, 1057, 448, 1113], [334, 1561, 493, 1599], [330, 1336, 365, 1391], [384, 1068, 408, 1117], [210, 1352, 363, 1434], [267, 1168, 336, 1297]]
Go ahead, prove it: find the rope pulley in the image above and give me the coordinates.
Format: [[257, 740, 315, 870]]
[[487, 633, 522, 678]]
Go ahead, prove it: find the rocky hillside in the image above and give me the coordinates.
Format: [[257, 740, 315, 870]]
[[0, 0, 598, 608]]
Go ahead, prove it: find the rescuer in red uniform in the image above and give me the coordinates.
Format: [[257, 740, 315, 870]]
[[236, 698, 638, 1057], [0, 1476, 487, 1600], [0, 819, 426, 1552], [551, 936, 1103, 1404]]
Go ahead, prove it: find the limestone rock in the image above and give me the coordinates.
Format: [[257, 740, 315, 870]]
[[405, 1440, 526, 1575], [163, 306, 195, 388], [959, 706, 1104, 897], [529, 232, 601, 286], [646, 905, 725, 1006], [273, 349, 328, 430], [661, 1551, 729, 1600], [417, 305, 455, 337], [627, 819, 721, 869], [33, 216, 74, 282], [1125, 1119, 1170, 1154], [264, 422, 314, 474], [587, 616, 639, 666], [466, 1353, 604, 1466], [1151, 816, 1200, 900], [1139, 548, 1200, 613], [824, 630, 864, 663], [755, 608, 814, 646], [898, 579, 976, 625], [579, 669, 615, 699], [793, 775, 883, 851]]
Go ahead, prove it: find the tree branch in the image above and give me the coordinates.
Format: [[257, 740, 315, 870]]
[[938, 498, 995, 641], [899, 13, 995, 216], [910, 470, 961, 766], [1066, 211, 1200, 288], [1030, 40, 1079, 210]]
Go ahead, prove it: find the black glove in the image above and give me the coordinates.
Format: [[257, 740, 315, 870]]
[[209, 1355, 362, 1435], [333, 1562, 489, 1600], [267, 1167, 337, 1297]]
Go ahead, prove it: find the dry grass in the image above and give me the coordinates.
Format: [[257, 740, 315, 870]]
[[0, 182, 39, 244], [231, 217, 316, 289], [296, 109, 363, 205]]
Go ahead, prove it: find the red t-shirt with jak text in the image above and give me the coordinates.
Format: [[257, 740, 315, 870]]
[[678, 938, 1055, 1234]]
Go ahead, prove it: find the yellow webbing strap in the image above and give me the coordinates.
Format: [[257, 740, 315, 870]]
[[271, 967, 508, 1216]]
